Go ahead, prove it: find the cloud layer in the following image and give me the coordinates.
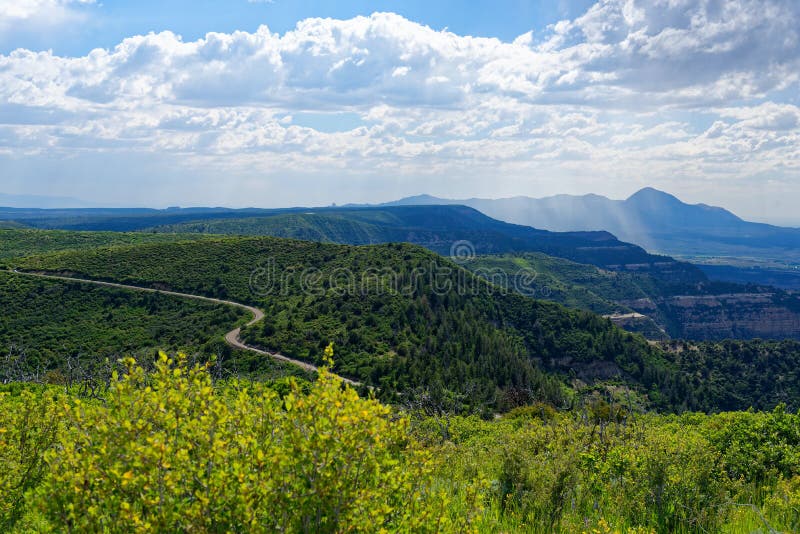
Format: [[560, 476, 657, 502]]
[[1, 0, 799, 217]]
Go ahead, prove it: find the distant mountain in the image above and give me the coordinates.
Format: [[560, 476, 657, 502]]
[[142, 204, 705, 278], [1, 202, 707, 283], [0, 193, 99, 209], [383, 188, 800, 266]]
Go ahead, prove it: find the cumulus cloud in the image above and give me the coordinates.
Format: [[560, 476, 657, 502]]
[[0, 1, 799, 215]]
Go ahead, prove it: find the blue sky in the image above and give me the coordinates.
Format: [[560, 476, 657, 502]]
[[3, 1, 597, 55], [1, 0, 799, 224]]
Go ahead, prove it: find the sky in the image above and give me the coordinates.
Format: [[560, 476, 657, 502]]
[[0, 0, 799, 224]]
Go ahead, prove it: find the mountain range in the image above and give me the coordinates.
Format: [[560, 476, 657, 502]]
[[0, 203, 695, 274], [379, 188, 800, 289], [382, 188, 800, 263]]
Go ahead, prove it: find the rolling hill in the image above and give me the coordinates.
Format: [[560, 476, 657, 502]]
[[144, 209, 800, 341], [11, 235, 800, 412], [0, 228, 214, 261], [0, 270, 249, 382], [0, 203, 706, 281], [13, 236, 697, 412], [5, 219, 800, 342], [142, 205, 706, 281]]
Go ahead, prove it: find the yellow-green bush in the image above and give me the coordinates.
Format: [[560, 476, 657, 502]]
[[764, 475, 800, 531], [1, 346, 467, 533], [0, 386, 62, 530]]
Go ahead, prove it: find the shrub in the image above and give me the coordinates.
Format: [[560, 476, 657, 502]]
[[33, 346, 455, 533], [0, 386, 62, 531]]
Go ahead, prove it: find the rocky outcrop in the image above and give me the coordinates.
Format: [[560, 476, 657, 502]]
[[624, 293, 800, 341]]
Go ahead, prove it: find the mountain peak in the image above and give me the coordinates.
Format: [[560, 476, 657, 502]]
[[626, 187, 681, 204], [382, 194, 452, 207], [401, 194, 444, 203]]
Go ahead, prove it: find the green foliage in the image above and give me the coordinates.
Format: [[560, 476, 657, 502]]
[[16, 237, 691, 412], [0, 271, 248, 377], [0, 228, 212, 260], [468, 253, 655, 313], [701, 405, 800, 482], [0, 385, 63, 531], [424, 408, 800, 533], [2, 349, 470, 533], [663, 339, 800, 412], [1, 349, 799, 532], [763, 475, 800, 531]]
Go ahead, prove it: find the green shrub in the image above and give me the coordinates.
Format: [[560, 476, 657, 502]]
[[31, 347, 458, 533], [0, 386, 62, 530]]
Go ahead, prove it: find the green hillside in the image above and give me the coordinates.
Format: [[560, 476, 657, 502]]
[[661, 339, 800, 412], [151, 212, 396, 245], [467, 253, 800, 342], [464, 253, 668, 338], [15, 236, 696, 412], [466, 253, 650, 312], [141, 205, 701, 274], [0, 228, 212, 261], [0, 271, 248, 381]]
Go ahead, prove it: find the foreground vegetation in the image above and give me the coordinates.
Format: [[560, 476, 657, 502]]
[[0, 349, 470, 533], [1, 350, 798, 533]]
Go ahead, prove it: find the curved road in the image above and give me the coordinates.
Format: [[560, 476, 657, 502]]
[[8, 269, 359, 386]]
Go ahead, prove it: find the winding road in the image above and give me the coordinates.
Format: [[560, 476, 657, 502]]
[[8, 269, 359, 386]]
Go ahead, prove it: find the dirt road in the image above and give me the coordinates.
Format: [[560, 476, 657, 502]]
[[9, 269, 358, 385]]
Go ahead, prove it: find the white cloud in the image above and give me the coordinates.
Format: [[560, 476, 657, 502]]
[[0, 2, 799, 218], [0, 0, 95, 33], [0, 0, 91, 19]]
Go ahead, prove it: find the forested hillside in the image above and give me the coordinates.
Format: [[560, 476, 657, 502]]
[[142, 209, 800, 341], [661, 339, 800, 411], [143, 205, 699, 272], [467, 253, 800, 342], [465, 253, 665, 332], [13, 235, 797, 413], [0, 271, 247, 382], [0, 228, 211, 261], [15, 236, 694, 412]]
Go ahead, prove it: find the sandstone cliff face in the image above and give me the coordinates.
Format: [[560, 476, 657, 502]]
[[619, 293, 800, 341]]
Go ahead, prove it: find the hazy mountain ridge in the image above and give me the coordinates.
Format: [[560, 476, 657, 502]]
[[0, 193, 100, 209], [383, 188, 800, 287], [140, 204, 702, 275]]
